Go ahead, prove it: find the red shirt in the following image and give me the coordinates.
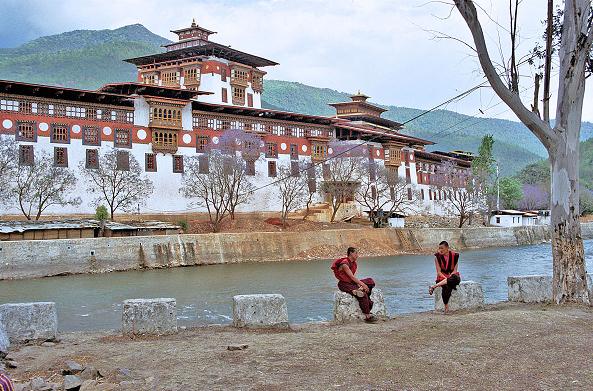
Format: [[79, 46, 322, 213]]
[[331, 257, 357, 283]]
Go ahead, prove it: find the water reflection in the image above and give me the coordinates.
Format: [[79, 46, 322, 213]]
[[0, 240, 591, 331]]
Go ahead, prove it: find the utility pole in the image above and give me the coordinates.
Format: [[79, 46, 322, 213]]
[[496, 163, 500, 211]]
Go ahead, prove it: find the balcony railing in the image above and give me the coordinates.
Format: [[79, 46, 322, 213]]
[[149, 118, 182, 129], [230, 76, 249, 87]]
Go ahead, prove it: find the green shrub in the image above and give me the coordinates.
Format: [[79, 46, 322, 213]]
[[178, 220, 189, 233], [95, 205, 109, 221]]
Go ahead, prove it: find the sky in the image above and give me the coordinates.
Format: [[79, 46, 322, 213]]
[[0, 0, 592, 122]]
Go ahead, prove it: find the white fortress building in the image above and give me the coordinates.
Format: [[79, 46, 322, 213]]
[[0, 20, 472, 218]]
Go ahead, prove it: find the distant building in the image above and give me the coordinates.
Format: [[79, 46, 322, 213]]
[[0, 20, 472, 217]]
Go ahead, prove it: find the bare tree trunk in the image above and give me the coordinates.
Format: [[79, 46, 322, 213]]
[[543, 0, 553, 123], [550, 150, 588, 303], [532, 73, 542, 117], [454, 0, 592, 304]]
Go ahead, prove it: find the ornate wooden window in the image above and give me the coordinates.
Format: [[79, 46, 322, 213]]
[[265, 142, 278, 158], [19, 145, 34, 166], [110, 111, 117, 121], [16, 121, 36, 142], [207, 118, 216, 130], [126, 112, 134, 123], [173, 155, 184, 173], [385, 147, 402, 166], [51, 124, 70, 144], [66, 106, 86, 118], [247, 94, 253, 108], [251, 73, 263, 92], [291, 161, 300, 177], [145, 153, 157, 172], [161, 71, 180, 86], [231, 68, 249, 86], [196, 135, 209, 152], [184, 67, 200, 85], [143, 73, 158, 85], [85, 149, 99, 169], [222, 88, 228, 103], [152, 130, 178, 154], [54, 104, 66, 117], [245, 160, 255, 176], [114, 129, 131, 148], [21, 101, 38, 114], [198, 154, 209, 174], [82, 126, 100, 146], [95, 109, 102, 120], [311, 143, 328, 161], [0, 99, 19, 111], [232, 87, 245, 105], [268, 161, 277, 177], [290, 144, 298, 160], [116, 150, 130, 171], [54, 147, 68, 167], [149, 106, 182, 128]]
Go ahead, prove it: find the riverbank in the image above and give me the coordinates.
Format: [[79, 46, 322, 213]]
[[4, 302, 593, 390], [1, 223, 593, 280]]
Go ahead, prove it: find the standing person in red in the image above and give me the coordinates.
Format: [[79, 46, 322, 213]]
[[331, 247, 378, 323], [428, 241, 461, 313]]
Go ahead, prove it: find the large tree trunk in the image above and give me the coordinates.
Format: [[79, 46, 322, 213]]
[[454, 0, 592, 305], [550, 151, 588, 303]]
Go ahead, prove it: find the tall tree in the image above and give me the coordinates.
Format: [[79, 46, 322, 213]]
[[13, 151, 81, 220], [274, 161, 309, 227], [355, 163, 415, 227], [471, 134, 496, 220], [499, 177, 523, 209], [80, 148, 153, 220], [453, 0, 593, 303], [431, 160, 486, 228], [0, 136, 18, 205]]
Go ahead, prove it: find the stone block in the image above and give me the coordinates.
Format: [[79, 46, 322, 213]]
[[434, 281, 484, 311], [507, 275, 552, 303], [232, 294, 289, 329], [333, 288, 388, 322], [587, 273, 593, 305], [122, 298, 177, 336], [0, 323, 9, 357], [0, 302, 58, 343]]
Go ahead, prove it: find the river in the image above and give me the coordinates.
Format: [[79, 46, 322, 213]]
[[1, 240, 592, 332]]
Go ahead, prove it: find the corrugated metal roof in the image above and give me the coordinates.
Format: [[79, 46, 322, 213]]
[[0, 219, 180, 234]]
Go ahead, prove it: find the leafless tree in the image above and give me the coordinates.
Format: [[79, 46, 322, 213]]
[[453, 0, 593, 303], [320, 142, 366, 222], [0, 136, 18, 204], [80, 148, 153, 220], [302, 163, 320, 221], [355, 162, 415, 227], [12, 150, 81, 220], [217, 129, 259, 220], [274, 161, 309, 227], [431, 160, 486, 228]]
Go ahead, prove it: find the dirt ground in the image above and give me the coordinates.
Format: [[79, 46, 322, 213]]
[[5, 303, 593, 390]]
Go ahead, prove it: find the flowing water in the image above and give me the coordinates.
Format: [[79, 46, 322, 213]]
[[1, 240, 592, 332]]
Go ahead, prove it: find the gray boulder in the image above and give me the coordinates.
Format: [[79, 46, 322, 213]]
[[507, 275, 553, 303], [232, 294, 289, 329], [434, 281, 484, 311], [122, 298, 177, 336], [63, 375, 82, 391], [333, 289, 388, 322], [0, 302, 57, 343], [0, 322, 9, 357]]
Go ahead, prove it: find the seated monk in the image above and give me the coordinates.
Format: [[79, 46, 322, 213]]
[[331, 247, 378, 323], [428, 240, 461, 313]]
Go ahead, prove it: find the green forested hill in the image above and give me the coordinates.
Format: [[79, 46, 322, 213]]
[[0, 24, 169, 89], [1, 25, 592, 176]]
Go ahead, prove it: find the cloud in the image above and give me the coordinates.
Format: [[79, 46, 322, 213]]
[[0, 0, 591, 122]]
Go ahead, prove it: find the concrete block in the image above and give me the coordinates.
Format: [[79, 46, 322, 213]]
[[232, 294, 289, 329], [0, 323, 9, 357], [587, 273, 593, 305], [0, 302, 58, 343], [333, 289, 388, 322], [507, 275, 552, 303], [122, 298, 177, 336], [434, 281, 484, 311]]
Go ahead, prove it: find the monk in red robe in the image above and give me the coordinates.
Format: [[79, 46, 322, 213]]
[[331, 247, 377, 323], [428, 240, 461, 313]]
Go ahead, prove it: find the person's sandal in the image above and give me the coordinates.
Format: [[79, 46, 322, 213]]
[[428, 285, 434, 295], [352, 288, 365, 298]]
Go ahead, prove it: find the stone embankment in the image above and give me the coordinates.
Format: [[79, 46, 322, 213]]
[[1, 223, 592, 280]]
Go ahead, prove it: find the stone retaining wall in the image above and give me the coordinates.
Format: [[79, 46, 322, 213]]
[[1, 223, 591, 280]]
